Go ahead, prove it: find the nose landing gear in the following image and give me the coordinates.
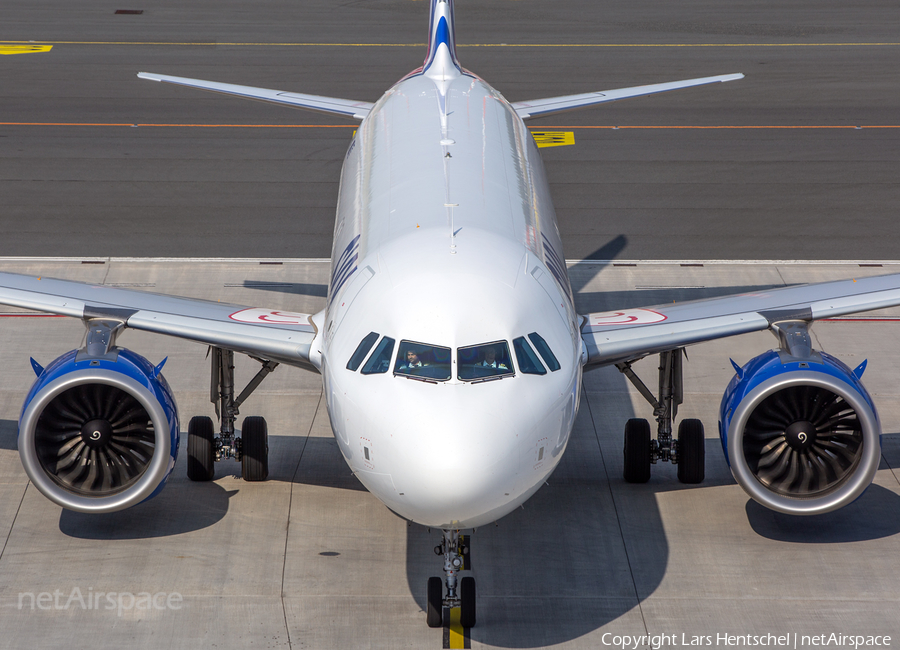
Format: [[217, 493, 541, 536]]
[[426, 529, 475, 628]]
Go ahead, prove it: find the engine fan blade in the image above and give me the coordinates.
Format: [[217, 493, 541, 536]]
[[743, 386, 864, 498], [34, 384, 157, 497]]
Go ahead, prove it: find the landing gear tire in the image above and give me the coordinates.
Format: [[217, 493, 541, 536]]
[[426, 576, 443, 628], [623, 418, 651, 483], [241, 416, 269, 482], [460, 576, 476, 628], [677, 418, 705, 484], [187, 416, 215, 481]]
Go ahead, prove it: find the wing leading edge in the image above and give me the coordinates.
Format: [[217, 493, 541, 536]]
[[512, 73, 744, 120], [137, 72, 373, 120], [0, 273, 319, 370], [581, 273, 900, 367]]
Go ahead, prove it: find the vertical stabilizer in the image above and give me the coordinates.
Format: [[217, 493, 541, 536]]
[[423, 0, 461, 81]]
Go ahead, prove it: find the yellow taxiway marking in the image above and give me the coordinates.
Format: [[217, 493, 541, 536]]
[[1, 41, 898, 48], [447, 607, 465, 649], [532, 131, 575, 148], [0, 44, 53, 55]]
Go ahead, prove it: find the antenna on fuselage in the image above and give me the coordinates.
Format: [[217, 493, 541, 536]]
[[445, 203, 458, 254]]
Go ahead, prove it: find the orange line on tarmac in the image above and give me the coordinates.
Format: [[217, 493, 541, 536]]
[[0, 122, 356, 128], [2, 123, 899, 130]]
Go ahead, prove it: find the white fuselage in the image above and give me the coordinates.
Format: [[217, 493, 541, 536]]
[[321, 69, 582, 529]]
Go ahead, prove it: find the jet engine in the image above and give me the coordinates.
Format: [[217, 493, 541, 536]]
[[719, 345, 881, 515], [18, 347, 179, 513]]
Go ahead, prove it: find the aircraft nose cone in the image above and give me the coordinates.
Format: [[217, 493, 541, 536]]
[[380, 399, 527, 528]]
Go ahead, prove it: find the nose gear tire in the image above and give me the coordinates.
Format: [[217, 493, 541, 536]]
[[426, 576, 443, 628], [460, 576, 476, 628]]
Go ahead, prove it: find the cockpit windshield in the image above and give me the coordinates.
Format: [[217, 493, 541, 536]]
[[513, 336, 547, 375], [528, 332, 560, 372], [394, 341, 452, 381], [361, 336, 395, 375], [347, 332, 379, 371], [458, 341, 514, 381]]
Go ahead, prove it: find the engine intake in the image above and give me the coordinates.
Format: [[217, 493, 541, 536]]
[[719, 349, 880, 515], [19, 348, 179, 513]]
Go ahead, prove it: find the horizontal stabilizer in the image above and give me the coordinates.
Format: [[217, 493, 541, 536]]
[[512, 73, 743, 120], [137, 72, 373, 120]]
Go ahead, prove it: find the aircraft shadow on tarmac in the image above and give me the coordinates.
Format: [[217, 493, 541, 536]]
[[241, 280, 328, 298], [59, 482, 238, 540], [575, 284, 790, 314], [748, 431, 900, 544], [567, 236, 792, 313], [746, 484, 900, 544], [0, 419, 16, 451]]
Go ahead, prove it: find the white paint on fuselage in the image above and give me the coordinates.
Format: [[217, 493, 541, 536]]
[[322, 70, 581, 529]]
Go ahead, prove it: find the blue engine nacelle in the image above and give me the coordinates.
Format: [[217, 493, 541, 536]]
[[719, 348, 880, 515], [18, 347, 179, 514]]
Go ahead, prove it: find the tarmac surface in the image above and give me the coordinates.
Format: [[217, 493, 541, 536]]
[[1, 0, 899, 260], [2, 1, 900, 649]]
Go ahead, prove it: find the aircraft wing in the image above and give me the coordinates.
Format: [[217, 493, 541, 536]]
[[511, 73, 744, 120], [581, 273, 900, 367], [137, 72, 373, 120], [0, 272, 319, 369]]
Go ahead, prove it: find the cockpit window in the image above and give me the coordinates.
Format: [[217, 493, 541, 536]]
[[513, 337, 547, 375], [458, 341, 514, 381], [394, 341, 452, 381], [361, 336, 395, 375], [528, 332, 561, 372], [347, 332, 379, 371]]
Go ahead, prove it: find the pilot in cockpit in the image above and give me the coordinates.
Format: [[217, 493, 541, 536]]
[[478, 346, 508, 370], [401, 349, 427, 370]]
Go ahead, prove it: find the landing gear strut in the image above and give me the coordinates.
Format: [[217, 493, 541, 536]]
[[617, 348, 704, 483], [186, 347, 277, 482], [427, 530, 475, 628]]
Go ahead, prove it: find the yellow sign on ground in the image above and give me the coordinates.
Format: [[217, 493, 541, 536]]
[[531, 131, 575, 148], [0, 45, 53, 55]]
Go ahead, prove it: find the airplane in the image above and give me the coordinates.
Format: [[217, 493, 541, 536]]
[[3, 0, 900, 631]]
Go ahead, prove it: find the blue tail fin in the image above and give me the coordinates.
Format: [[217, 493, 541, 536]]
[[423, 0, 461, 77]]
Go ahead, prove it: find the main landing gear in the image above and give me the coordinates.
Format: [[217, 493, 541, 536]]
[[186, 347, 278, 482], [427, 530, 475, 629], [617, 348, 705, 484]]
